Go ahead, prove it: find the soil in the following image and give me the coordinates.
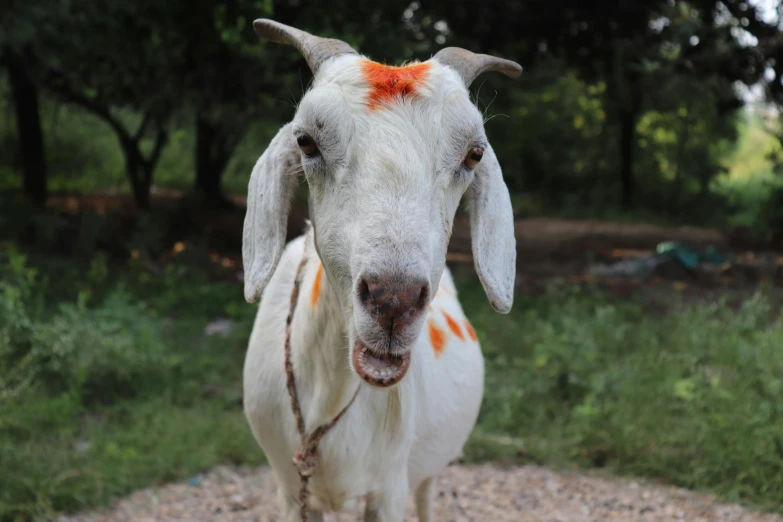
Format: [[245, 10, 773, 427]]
[[59, 463, 782, 522]]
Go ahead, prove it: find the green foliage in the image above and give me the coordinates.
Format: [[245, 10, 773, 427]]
[[715, 113, 783, 235], [492, 60, 611, 209], [0, 247, 262, 520], [2, 0, 781, 222], [458, 281, 783, 512], [636, 74, 738, 219], [0, 250, 169, 402], [755, 180, 783, 238], [0, 85, 282, 196], [482, 58, 747, 223]]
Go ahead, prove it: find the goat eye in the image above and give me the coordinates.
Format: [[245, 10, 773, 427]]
[[297, 134, 319, 157], [464, 147, 484, 169]]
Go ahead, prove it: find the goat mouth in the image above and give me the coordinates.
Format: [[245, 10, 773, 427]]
[[352, 340, 411, 388]]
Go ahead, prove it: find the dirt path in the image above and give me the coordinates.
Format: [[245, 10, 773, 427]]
[[60, 464, 780, 522]]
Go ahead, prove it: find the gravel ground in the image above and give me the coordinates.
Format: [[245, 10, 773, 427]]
[[59, 464, 782, 522]]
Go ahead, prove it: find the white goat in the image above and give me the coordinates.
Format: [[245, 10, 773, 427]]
[[242, 19, 519, 522]]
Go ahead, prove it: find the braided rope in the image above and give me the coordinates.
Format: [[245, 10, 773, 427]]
[[283, 235, 360, 521]]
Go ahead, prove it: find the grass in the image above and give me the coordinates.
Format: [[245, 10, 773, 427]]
[[0, 248, 265, 521], [459, 280, 783, 513], [2, 397, 260, 518], [1, 243, 783, 519]]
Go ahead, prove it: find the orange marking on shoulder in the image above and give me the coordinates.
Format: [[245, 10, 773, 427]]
[[442, 311, 465, 341], [361, 61, 431, 110], [464, 320, 477, 342], [428, 319, 446, 358], [311, 263, 324, 307]]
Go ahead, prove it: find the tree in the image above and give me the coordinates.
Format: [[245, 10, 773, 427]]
[[421, 1, 661, 207], [1, 2, 49, 206], [30, 0, 181, 209], [163, 0, 275, 209], [2, 45, 47, 206], [423, 0, 774, 209]]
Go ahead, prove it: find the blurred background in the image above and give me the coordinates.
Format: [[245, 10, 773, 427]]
[[1, 0, 783, 520]]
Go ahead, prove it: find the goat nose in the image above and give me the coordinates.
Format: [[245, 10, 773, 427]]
[[357, 274, 430, 328]]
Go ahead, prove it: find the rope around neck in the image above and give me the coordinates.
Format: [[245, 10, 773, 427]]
[[284, 239, 360, 522]]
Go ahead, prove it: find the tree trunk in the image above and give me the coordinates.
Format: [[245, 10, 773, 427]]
[[128, 167, 152, 210], [122, 147, 149, 210], [194, 115, 239, 209], [119, 125, 167, 210], [130, 180, 151, 210], [618, 109, 636, 209], [4, 46, 47, 206], [605, 37, 642, 211]]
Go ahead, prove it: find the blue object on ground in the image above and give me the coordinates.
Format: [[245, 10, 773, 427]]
[[656, 242, 727, 269]]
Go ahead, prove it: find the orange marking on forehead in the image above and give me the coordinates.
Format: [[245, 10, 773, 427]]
[[464, 320, 477, 342], [311, 263, 324, 307], [428, 319, 446, 358], [443, 311, 465, 341], [361, 60, 432, 110]]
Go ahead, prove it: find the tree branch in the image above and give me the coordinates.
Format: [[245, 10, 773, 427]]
[[142, 121, 169, 184], [43, 68, 133, 145], [134, 111, 152, 142]]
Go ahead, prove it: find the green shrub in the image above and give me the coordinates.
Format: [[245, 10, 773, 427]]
[[0, 249, 175, 404], [0, 245, 261, 520], [461, 282, 783, 511]]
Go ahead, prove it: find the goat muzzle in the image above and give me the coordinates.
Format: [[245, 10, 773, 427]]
[[357, 272, 430, 337]]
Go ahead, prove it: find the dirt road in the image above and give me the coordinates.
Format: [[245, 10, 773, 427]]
[[60, 463, 780, 522]]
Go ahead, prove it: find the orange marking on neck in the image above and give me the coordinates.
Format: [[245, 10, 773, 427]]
[[361, 61, 431, 110], [311, 263, 324, 307], [443, 311, 465, 341], [464, 320, 477, 342], [428, 319, 446, 358]]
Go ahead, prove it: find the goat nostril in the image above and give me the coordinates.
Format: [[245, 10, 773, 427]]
[[358, 275, 429, 324], [357, 278, 371, 305], [416, 284, 430, 311]]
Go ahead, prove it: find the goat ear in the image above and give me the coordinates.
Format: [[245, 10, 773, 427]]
[[242, 123, 300, 303], [466, 143, 516, 313]]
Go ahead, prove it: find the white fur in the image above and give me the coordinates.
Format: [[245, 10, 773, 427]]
[[242, 53, 516, 521]]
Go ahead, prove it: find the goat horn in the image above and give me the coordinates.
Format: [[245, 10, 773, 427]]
[[253, 19, 358, 74], [433, 47, 522, 87]]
